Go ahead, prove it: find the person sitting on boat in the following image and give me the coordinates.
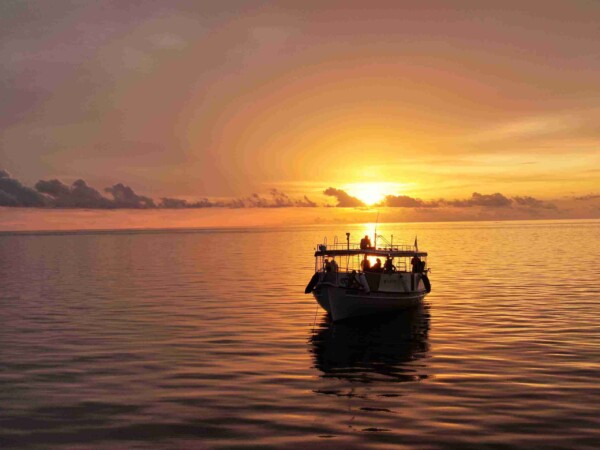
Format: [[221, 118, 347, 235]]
[[360, 255, 371, 272], [411, 255, 422, 273], [349, 270, 361, 289], [360, 235, 372, 250], [384, 256, 396, 273], [371, 258, 382, 272]]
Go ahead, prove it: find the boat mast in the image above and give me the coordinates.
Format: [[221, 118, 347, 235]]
[[374, 211, 380, 249], [346, 232, 350, 272]]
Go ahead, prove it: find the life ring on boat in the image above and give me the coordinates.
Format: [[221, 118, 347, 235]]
[[422, 274, 431, 293], [304, 273, 320, 294]]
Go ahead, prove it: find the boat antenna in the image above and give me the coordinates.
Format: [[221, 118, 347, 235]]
[[374, 210, 380, 249], [346, 232, 350, 271]]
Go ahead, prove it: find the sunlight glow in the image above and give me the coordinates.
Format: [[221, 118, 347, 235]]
[[344, 182, 405, 205]]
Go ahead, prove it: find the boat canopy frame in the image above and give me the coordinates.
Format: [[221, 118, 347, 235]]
[[313, 233, 428, 273], [314, 248, 427, 258]]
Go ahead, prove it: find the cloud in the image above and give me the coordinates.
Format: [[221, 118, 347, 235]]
[[105, 183, 155, 208], [379, 195, 438, 208], [0, 170, 48, 206], [35, 179, 114, 208], [378, 192, 555, 210], [574, 194, 600, 201], [323, 187, 365, 207], [34, 179, 70, 198], [159, 197, 215, 208], [243, 193, 270, 208], [34, 178, 157, 209], [444, 192, 513, 208], [0, 170, 571, 216], [153, 189, 317, 209], [230, 189, 318, 208], [159, 197, 189, 208], [513, 196, 556, 209], [268, 189, 317, 207]]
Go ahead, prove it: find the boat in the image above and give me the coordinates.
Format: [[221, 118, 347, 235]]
[[304, 232, 431, 322]]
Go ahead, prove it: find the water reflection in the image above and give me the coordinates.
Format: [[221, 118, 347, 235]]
[[310, 306, 431, 383]]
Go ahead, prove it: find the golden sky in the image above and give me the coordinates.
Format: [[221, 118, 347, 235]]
[[1, 1, 599, 209]]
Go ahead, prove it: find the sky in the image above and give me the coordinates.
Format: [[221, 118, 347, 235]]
[[1, 0, 599, 226]]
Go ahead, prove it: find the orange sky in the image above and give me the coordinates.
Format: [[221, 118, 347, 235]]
[[1, 1, 599, 209]]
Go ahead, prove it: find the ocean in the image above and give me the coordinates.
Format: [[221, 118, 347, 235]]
[[1, 220, 599, 448]]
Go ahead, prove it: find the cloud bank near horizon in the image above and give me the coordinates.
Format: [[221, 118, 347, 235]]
[[378, 192, 557, 210], [0, 170, 319, 209], [323, 187, 559, 210], [1, 170, 597, 218]]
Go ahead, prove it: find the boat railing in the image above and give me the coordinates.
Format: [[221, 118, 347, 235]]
[[316, 242, 417, 253], [374, 244, 416, 252], [316, 242, 362, 252]]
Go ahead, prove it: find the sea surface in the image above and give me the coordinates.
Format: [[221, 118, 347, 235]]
[[1, 220, 599, 449]]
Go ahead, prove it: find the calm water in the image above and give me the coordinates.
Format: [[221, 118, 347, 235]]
[[1, 220, 599, 449]]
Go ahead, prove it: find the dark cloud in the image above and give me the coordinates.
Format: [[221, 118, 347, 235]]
[[151, 188, 317, 209], [379, 195, 439, 208], [513, 196, 556, 209], [0, 170, 48, 206], [298, 195, 317, 208], [323, 187, 365, 207], [105, 183, 155, 208], [36, 179, 113, 208], [35, 179, 156, 209], [378, 192, 555, 210], [268, 189, 317, 207], [228, 189, 317, 208], [159, 197, 214, 208], [159, 197, 189, 208], [34, 179, 70, 198], [574, 194, 600, 201], [243, 193, 270, 208], [0, 170, 565, 213], [444, 192, 512, 208]]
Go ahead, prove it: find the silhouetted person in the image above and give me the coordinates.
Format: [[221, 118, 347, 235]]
[[361, 255, 371, 272], [324, 258, 332, 272], [384, 257, 396, 273], [411, 255, 422, 273], [349, 270, 361, 289], [372, 258, 382, 272], [360, 235, 372, 250], [330, 259, 339, 272]]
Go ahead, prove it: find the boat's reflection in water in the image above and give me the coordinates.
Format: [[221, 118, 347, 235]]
[[310, 305, 431, 384]]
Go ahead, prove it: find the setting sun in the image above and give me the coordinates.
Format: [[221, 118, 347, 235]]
[[344, 182, 406, 206]]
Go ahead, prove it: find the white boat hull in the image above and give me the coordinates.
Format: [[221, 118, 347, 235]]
[[313, 282, 427, 322]]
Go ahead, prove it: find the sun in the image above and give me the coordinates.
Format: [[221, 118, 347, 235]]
[[344, 182, 401, 206]]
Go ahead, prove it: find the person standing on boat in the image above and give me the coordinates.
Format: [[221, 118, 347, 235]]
[[361, 255, 371, 272], [360, 235, 372, 250], [411, 255, 422, 273], [324, 258, 332, 272], [384, 256, 396, 273]]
